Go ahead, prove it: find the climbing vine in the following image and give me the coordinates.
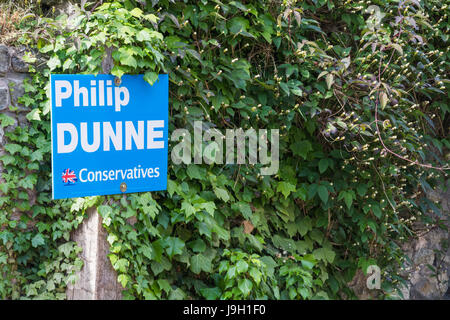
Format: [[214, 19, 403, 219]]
[[0, 0, 448, 300]]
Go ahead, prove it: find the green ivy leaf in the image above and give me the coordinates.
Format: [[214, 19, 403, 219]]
[[231, 201, 252, 219], [357, 184, 368, 197], [168, 288, 186, 300], [236, 260, 249, 274], [249, 267, 262, 284], [200, 287, 221, 300], [136, 29, 152, 42], [313, 247, 335, 264], [343, 191, 353, 209], [291, 140, 312, 159], [26, 109, 41, 121], [157, 279, 172, 294], [140, 245, 153, 260], [129, 7, 143, 18], [143, 71, 158, 85], [317, 185, 329, 204], [111, 66, 125, 78], [280, 82, 290, 96], [114, 258, 130, 272], [4, 144, 22, 155], [200, 201, 216, 216], [120, 55, 137, 68], [188, 239, 206, 253], [318, 158, 329, 174], [372, 205, 382, 219], [367, 220, 377, 233], [237, 278, 253, 297], [277, 181, 296, 199], [58, 242, 73, 258], [164, 237, 185, 258], [0, 113, 16, 127], [31, 233, 45, 248], [228, 17, 249, 34], [190, 254, 212, 274], [118, 274, 129, 288], [187, 164, 206, 180], [181, 200, 196, 217], [214, 187, 230, 202], [47, 56, 61, 70]]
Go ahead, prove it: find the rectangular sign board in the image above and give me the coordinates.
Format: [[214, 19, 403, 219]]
[[51, 74, 168, 199]]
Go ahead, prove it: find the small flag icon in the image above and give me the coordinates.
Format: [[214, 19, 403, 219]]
[[62, 168, 77, 185]]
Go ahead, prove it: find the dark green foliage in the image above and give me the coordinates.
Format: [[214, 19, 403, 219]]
[[0, 0, 448, 299]]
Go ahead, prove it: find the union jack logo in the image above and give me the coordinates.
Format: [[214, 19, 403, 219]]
[[62, 168, 77, 185]]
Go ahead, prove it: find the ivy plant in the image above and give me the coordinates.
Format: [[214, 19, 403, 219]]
[[0, 0, 448, 300]]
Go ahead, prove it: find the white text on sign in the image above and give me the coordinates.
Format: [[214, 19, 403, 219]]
[[54, 80, 129, 111], [53, 79, 165, 154]]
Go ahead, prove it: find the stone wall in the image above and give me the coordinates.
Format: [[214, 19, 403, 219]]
[[0, 44, 30, 179], [400, 181, 450, 299]]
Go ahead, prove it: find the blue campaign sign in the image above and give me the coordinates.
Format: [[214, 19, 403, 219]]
[[51, 74, 168, 199]]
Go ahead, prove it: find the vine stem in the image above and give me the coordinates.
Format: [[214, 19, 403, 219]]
[[374, 48, 449, 173], [89, 0, 103, 14]]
